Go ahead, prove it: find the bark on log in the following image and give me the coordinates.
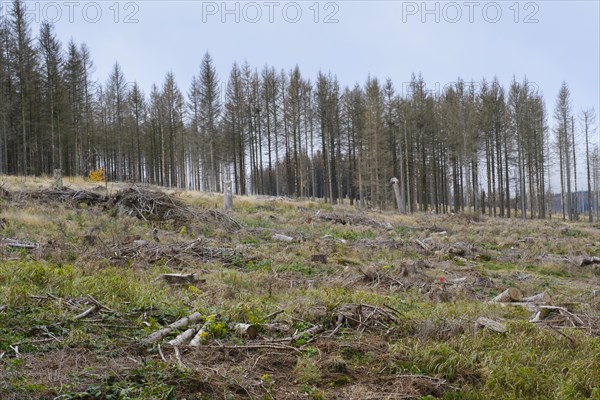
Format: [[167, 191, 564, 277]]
[[492, 288, 522, 303], [167, 327, 197, 346], [189, 323, 208, 347], [290, 325, 323, 342], [262, 322, 290, 334], [522, 292, 547, 303], [273, 234, 294, 243]]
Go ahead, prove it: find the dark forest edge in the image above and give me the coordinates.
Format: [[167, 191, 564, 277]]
[[0, 0, 598, 221]]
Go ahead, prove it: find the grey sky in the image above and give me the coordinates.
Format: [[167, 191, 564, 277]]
[[8, 0, 600, 133]]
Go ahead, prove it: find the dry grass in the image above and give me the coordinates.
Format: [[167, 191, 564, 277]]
[[1, 177, 600, 399]]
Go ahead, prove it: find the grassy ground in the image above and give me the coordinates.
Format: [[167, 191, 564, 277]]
[[1, 176, 599, 399]]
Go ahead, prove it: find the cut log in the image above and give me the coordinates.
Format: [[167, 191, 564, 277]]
[[492, 288, 522, 303], [189, 323, 209, 347], [475, 317, 507, 333], [233, 323, 258, 339], [167, 327, 197, 346], [143, 312, 203, 344], [522, 292, 548, 303], [272, 234, 294, 243]]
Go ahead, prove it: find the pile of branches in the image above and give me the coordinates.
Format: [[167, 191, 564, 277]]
[[333, 303, 400, 334], [316, 212, 393, 230], [530, 305, 600, 335], [108, 238, 249, 267], [113, 187, 191, 222], [11, 187, 107, 207], [113, 187, 242, 231]]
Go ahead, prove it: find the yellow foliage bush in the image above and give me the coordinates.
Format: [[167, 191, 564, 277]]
[[88, 168, 106, 183]]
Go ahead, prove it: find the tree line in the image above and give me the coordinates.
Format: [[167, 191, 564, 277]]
[[0, 0, 598, 221]]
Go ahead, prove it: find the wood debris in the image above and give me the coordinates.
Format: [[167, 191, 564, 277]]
[[159, 273, 204, 285], [108, 238, 250, 267], [492, 287, 522, 303], [475, 317, 507, 333]]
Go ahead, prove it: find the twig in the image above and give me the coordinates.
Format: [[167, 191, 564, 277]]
[[87, 295, 113, 312], [157, 344, 167, 362], [263, 310, 284, 321], [173, 346, 187, 368]]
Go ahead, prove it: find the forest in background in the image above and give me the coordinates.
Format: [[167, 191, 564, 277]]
[[0, 0, 598, 221]]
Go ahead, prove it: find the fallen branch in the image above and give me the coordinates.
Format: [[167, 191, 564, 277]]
[[273, 325, 324, 343], [0, 238, 38, 249], [74, 305, 99, 320], [529, 306, 585, 327], [174, 346, 187, 368], [413, 238, 430, 252], [87, 294, 112, 312], [167, 327, 197, 346], [189, 322, 209, 347]]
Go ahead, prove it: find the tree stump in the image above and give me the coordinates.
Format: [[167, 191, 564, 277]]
[[53, 169, 63, 188], [224, 180, 233, 211]]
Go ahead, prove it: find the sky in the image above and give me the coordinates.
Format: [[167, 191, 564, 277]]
[[2, 0, 599, 136]]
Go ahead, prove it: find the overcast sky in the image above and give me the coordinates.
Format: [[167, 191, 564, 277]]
[[7, 0, 600, 134]]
